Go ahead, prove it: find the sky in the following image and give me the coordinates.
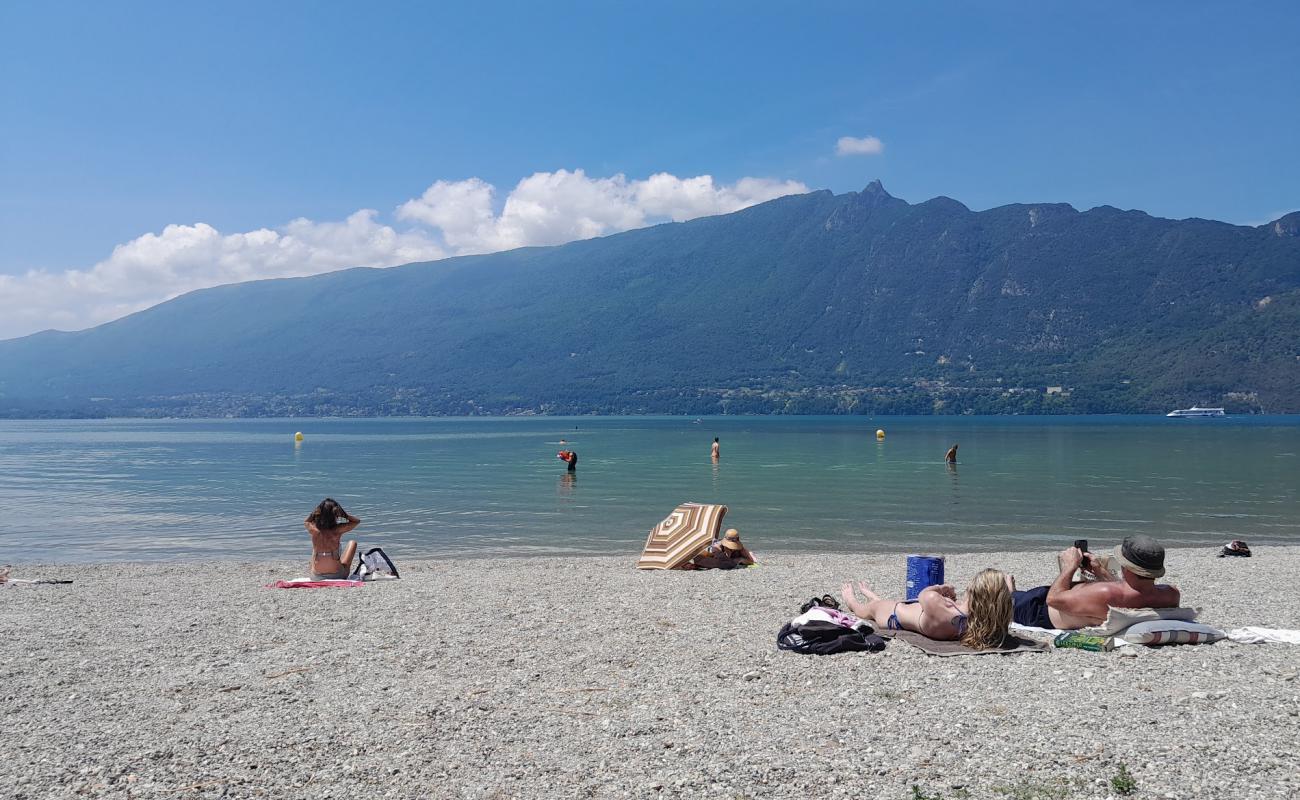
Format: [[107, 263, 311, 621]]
[[1, 1, 1297, 339]]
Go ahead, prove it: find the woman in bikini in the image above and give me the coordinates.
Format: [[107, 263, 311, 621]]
[[839, 568, 1012, 649], [305, 498, 360, 579]]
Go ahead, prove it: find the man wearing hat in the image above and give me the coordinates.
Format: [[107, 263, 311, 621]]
[[1009, 535, 1181, 630]]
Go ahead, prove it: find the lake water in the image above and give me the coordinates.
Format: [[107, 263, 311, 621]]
[[3, 416, 1299, 562]]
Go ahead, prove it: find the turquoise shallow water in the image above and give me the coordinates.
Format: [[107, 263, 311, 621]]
[[3, 415, 1299, 562]]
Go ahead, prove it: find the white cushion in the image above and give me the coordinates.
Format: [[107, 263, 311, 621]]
[[1084, 606, 1200, 635], [1120, 620, 1225, 645]]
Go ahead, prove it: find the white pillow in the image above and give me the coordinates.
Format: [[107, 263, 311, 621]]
[[1084, 606, 1200, 635], [1120, 620, 1225, 645]]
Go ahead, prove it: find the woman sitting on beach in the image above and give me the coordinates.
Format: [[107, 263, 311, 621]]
[[305, 498, 360, 579], [839, 568, 1012, 649], [683, 528, 757, 570]]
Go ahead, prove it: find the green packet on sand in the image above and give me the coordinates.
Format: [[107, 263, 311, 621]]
[[1053, 632, 1115, 652]]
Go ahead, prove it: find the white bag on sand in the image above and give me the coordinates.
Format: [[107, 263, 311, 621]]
[[349, 547, 400, 581]]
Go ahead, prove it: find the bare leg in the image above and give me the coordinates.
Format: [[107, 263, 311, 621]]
[[855, 580, 882, 602], [341, 540, 358, 571], [840, 582, 870, 616], [840, 582, 896, 628], [855, 582, 906, 628]]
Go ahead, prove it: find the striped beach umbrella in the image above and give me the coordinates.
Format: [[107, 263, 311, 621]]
[[637, 502, 729, 570]]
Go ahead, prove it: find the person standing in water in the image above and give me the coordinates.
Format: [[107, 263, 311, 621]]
[[558, 450, 578, 471], [305, 498, 360, 579], [945, 443, 959, 464], [711, 437, 720, 460]]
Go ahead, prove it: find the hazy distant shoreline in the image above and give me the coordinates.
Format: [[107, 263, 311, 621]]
[[3, 409, 1293, 421]]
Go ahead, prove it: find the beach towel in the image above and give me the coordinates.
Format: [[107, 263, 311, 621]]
[[268, 579, 365, 589], [1009, 607, 1203, 645], [0, 566, 72, 585], [883, 629, 1047, 657], [1225, 627, 1300, 645], [790, 606, 868, 630]]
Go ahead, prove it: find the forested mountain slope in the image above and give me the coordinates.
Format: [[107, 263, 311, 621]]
[[3, 182, 1298, 416]]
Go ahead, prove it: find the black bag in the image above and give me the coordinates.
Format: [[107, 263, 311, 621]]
[[1218, 540, 1251, 558], [777, 619, 886, 655]]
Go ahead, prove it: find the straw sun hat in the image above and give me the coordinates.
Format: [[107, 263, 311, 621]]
[[720, 529, 744, 551]]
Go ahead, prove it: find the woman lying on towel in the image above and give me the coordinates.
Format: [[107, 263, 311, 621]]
[[840, 569, 1013, 650], [305, 498, 361, 580]]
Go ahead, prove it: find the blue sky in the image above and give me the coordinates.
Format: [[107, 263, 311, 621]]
[[1, 1, 1297, 336]]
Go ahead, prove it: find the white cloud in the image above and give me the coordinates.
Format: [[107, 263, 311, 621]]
[[398, 169, 808, 254], [835, 135, 885, 156], [1, 169, 808, 340], [0, 211, 444, 340]]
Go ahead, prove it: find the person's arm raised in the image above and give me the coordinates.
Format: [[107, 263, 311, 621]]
[[1047, 548, 1115, 615]]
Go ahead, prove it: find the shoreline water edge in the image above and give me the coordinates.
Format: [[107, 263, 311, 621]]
[[5, 547, 1298, 798]]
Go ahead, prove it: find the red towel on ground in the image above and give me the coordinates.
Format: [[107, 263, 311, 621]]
[[267, 579, 365, 589]]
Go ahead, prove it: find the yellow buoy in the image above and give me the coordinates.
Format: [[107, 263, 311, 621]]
[[876, 429, 885, 440], [294, 431, 304, 442]]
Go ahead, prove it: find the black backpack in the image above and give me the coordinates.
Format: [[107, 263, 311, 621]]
[[777, 619, 886, 655]]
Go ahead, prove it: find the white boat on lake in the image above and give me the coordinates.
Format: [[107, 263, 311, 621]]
[[1166, 406, 1226, 418]]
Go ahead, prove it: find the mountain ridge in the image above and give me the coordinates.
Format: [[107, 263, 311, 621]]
[[3, 183, 1298, 417]]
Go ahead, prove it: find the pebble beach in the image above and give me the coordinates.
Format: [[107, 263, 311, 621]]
[[4, 546, 1299, 799]]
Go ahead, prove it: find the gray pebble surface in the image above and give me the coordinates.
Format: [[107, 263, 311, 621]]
[[3, 547, 1299, 799]]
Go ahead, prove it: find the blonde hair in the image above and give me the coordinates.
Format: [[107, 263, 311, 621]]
[[961, 568, 1013, 650]]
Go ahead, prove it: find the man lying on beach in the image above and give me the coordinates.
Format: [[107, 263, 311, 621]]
[[840, 568, 1012, 649], [1010, 535, 1181, 630], [305, 498, 361, 579]]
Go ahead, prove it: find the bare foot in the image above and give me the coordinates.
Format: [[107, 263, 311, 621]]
[[840, 582, 858, 607], [1005, 574, 1017, 592], [855, 581, 881, 602]]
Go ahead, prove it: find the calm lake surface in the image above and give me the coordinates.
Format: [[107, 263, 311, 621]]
[[3, 415, 1299, 562]]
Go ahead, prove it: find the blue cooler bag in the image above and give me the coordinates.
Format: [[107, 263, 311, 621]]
[[905, 554, 945, 600]]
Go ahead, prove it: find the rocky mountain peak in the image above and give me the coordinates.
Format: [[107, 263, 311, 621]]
[[862, 179, 891, 197], [1270, 211, 1300, 237]]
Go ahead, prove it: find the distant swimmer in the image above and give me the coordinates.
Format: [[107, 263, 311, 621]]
[[558, 450, 578, 471], [945, 443, 959, 464], [711, 437, 720, 460]]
